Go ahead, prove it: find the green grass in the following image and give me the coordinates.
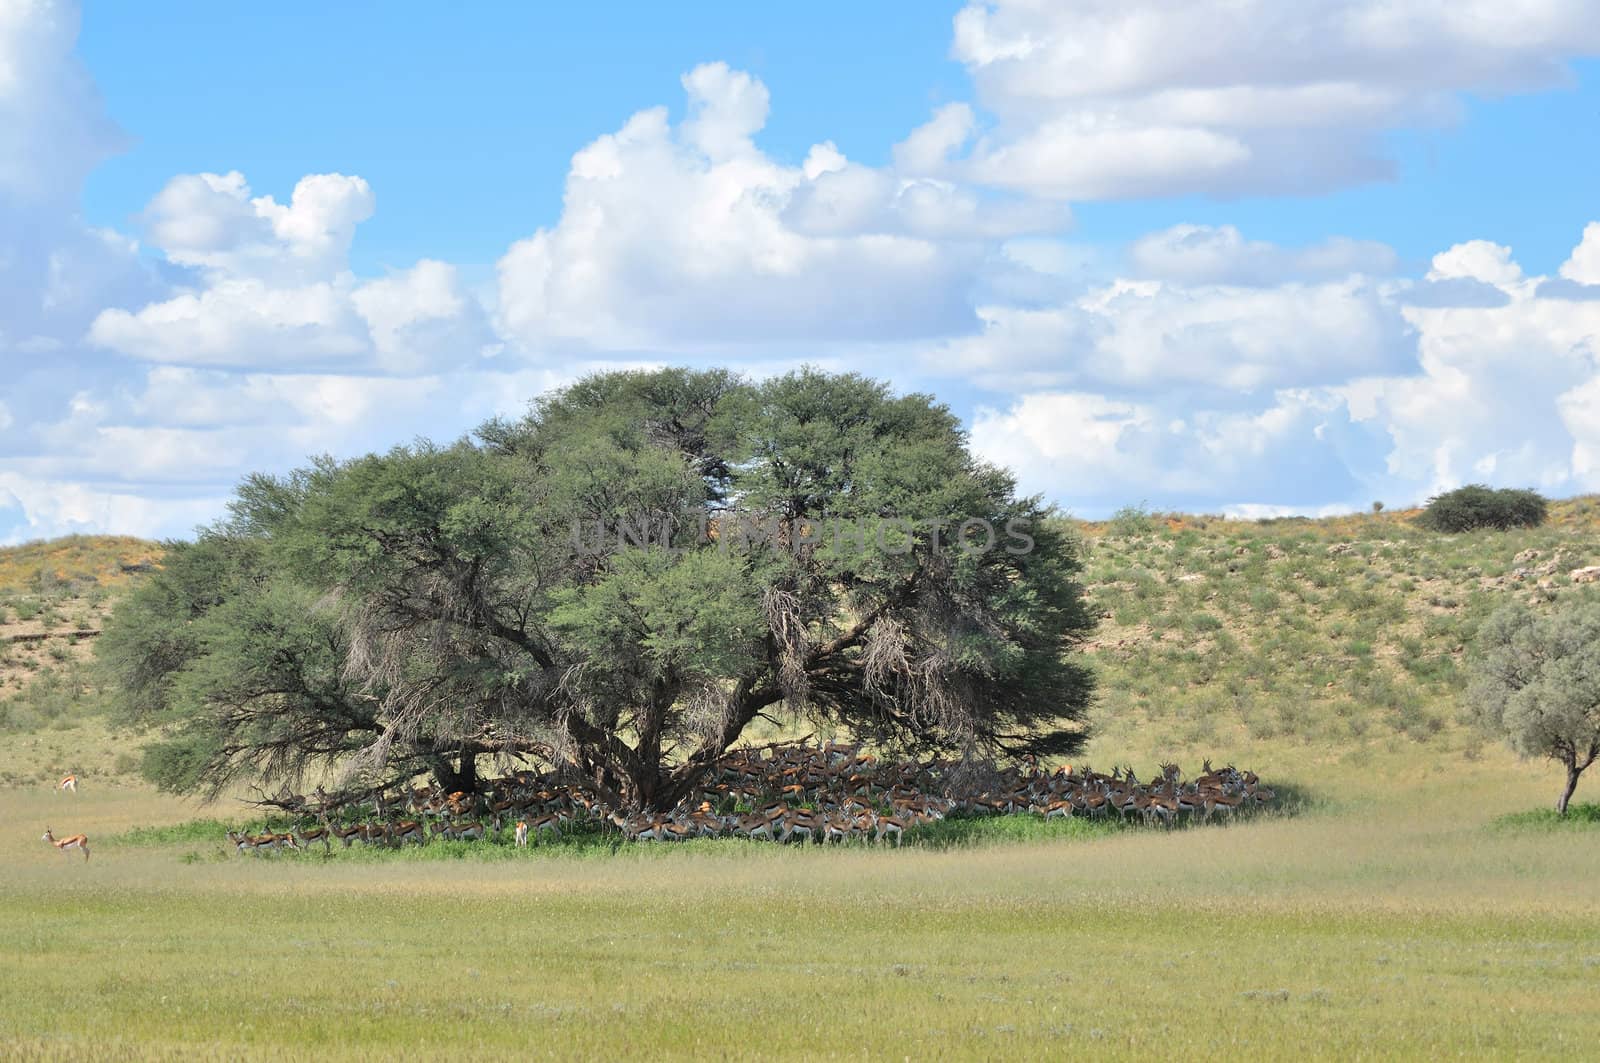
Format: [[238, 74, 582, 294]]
[[4, 880, 1596, 1060], [6, 762, 1600, 1060], [1494, 803, 1600, 829], [109, 819, 239, 847]]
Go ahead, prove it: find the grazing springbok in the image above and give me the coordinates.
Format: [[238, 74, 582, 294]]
[[42, 827, 90, 861], [524, 812, 565, 843], [513, 820, 529, 847], [58, 775, 78, 794]]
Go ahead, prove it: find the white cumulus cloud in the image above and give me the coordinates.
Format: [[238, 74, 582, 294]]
[[966, 225, 1600, 513], [495, 62, 1056, 354], [934, 0, 1600, 199], [89, 172, 494, 372]]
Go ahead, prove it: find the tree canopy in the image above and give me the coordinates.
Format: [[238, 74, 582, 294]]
[[99, 368, 1096, 811], [1416, 484, 1547, 533], [1466, 595, 1600, 815]]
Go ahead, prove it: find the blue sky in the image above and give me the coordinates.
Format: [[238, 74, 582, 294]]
[[78, 2, 971, 270], [76, 6, 1600, 276], [5, 1, 1600, 541]]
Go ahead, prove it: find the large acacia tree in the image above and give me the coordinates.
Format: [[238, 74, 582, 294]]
[[101, 368, 1095, 811]]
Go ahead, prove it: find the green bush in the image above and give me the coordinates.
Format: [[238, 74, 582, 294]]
[[1109, 502, 1157, 538], [1416, 484, 1547, 533]]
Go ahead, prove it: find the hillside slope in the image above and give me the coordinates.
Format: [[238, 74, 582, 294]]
[[1075, 496, 1600, 774], [0, 536, 161, 735]]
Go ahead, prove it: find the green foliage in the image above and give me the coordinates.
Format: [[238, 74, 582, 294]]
[[100, 367, 1096, 810], [1416, 484, 1548, 533], [1108, 502, 1156, 538], [1467, 595, 1600, 813]]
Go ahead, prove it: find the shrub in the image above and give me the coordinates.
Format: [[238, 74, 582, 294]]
[[1109, 502, 1156, 538], [1416, 484, 1547, 533]]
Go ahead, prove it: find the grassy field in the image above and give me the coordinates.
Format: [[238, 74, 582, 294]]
[[3, 751, 1598, 1059], [4, 511, 1600, 1058]]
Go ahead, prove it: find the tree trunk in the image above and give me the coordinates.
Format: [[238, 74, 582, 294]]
[[428, 746, 481, 796], [1557, 759, 1582, 817]]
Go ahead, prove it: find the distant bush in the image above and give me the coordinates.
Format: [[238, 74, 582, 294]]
[[1109, 502, 1156, 538], [1415, 485, 1547, 533]]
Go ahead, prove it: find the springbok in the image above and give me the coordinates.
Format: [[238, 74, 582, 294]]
[[293, 825, 333, 852], [258, 831, 299, 854], [384, 820, 425, 846], [42, 828, 90, 861], [729, 813, 776, 841], [872, 813, 908, 846], [1200, 790, 1246, 823], [778, 808, 821, 844], [514, 820, 529, 847], [449, 820, 486, 842], [58, 775, 78, 794], [328, 823, 366, 848], [524, 811, 565, 843]]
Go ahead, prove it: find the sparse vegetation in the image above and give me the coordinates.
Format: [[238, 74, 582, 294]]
[[0, 538, 158, 736]]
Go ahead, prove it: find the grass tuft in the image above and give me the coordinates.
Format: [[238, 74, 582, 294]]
[[1493, 803, 1600, 830]]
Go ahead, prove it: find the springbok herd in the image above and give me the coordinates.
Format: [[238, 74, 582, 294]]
[[218, 742, 1276, 855]]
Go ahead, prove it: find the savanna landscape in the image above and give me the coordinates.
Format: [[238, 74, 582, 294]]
[[11, 3, 1600, 1059], [5, 472, 1599, 1059]]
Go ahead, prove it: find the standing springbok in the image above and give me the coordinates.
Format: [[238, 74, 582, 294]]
[[58, 775, 77, 793], [42, 828, 90, 861]]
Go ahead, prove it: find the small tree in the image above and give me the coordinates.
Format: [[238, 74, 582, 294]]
[[1466, 596, 1600, 815], [1416, 484, 1547, 533]]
